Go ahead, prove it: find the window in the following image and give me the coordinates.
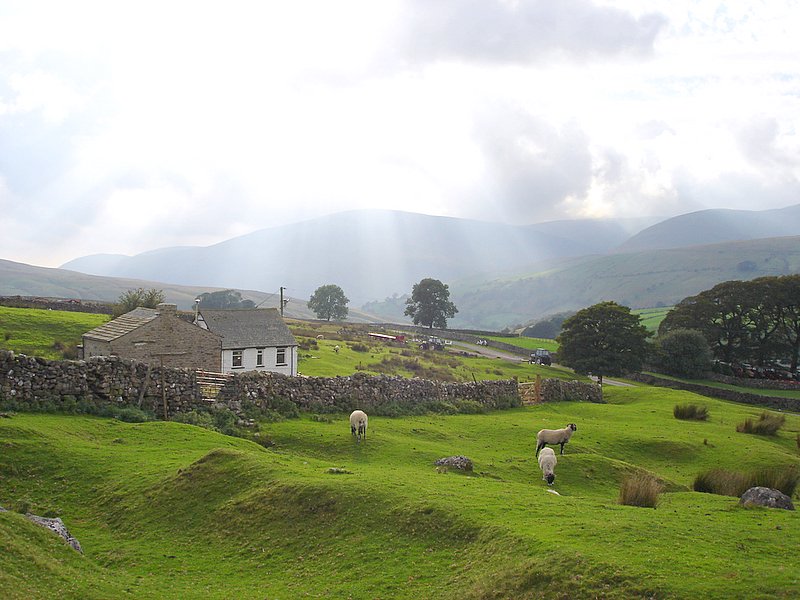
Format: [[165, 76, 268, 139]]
[[276, 347, 287, 366], [232, 350, 243, 368], [256, 348, 264, 367]]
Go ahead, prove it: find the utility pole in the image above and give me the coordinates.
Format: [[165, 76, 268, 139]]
[[280, 287, 287, 316]]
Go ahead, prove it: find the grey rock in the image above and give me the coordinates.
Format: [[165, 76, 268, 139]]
[[739, 487, 795, 511], [434, 456, 474, 471], [25, 514, 84, 553]]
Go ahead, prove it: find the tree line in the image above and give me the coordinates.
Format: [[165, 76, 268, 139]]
[[658, 275, 800, 372]]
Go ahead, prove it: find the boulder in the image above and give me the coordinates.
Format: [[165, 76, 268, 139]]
[[739, 487, 795, 511], [434, 456, 473, 471]]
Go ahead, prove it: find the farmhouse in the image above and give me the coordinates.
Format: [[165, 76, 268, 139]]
[[195, 308, 298, 375], [82, 303, 221, 371]]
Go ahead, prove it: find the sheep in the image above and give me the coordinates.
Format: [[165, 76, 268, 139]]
[[350, 410, 368, 442], [535, 423, 577, 457], [537, 447, 557, 485]]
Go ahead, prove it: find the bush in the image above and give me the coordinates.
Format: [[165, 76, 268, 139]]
[[694, 465, 799, 497], [619, 473, 662, 508], [736, 412, 785, 436], [673, 403, 709, 421], [350, 343, 369, 352]]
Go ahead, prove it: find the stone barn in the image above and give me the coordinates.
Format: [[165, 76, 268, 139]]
[[82, 303, 221, 371]]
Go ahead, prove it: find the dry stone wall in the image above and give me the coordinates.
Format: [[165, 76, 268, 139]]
[[0, 350, 520, 417], [0, 350, 200, 417], [218, 371, 520, 415]]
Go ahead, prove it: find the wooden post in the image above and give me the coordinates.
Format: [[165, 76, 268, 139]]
[[535, 374, 541, 403], [160, 356, 168, 421]]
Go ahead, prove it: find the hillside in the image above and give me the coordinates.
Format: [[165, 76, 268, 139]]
[[0, 259, 382, 323], [445, 236, 800, 329], [1, 388, 798, 599], [60, 210, 653, 304], [616, 204, 800, 252]]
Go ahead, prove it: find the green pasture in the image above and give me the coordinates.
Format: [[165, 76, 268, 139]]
[[486, 335, 559, 352], [0, 306, 109, 359], [1, 384, 799, 599], [633, 306, 672, 332]]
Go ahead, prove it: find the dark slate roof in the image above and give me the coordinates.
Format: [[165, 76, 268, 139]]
[[198, 308, 297, 350], [82, 307, 158, 342]]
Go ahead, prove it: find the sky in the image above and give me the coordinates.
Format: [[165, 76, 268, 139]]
[[1, 0, 799, 268]]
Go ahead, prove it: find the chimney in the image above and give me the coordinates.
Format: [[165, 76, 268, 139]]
[[156, 303, 177, 316]]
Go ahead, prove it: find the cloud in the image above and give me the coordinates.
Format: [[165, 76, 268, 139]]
[[470, 104, 592, 222], [396, 0, 666, 65]]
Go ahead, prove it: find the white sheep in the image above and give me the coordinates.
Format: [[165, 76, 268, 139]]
[[535, 423, 577, 457], [349, 410, 368, 442], [537, 447, 557, 485]]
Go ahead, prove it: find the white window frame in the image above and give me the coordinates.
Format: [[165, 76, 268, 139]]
[[232, 349, 244, 369], [256, 348, 264, 367], [276, 347, 287, 366]]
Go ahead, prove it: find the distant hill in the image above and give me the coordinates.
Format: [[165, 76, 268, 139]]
[[616, 204, 800, 252], [0, 259, 382, 323], [441, 236, 800, 329], [60, 210, 654, 304]]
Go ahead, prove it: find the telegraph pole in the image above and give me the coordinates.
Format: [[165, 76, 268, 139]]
[[280, 287, 287, 316]]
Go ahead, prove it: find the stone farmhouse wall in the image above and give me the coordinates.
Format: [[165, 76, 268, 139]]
[[83, 305, 221, 372]]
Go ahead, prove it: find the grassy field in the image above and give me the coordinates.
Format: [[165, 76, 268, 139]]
[[288, 320, 575, 384], [633, 307, 672, 332], [0, 306, 109, 359], [1, 385, 799, 599]]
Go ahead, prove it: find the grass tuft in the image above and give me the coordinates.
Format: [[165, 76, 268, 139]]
[[618, 472, 662, 508], [736, 412, 785, 436], [693, 465, 800, 497], [673, 403, 709, 420]]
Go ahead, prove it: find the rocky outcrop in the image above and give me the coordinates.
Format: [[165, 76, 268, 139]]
[[25, 514, 84, 552]]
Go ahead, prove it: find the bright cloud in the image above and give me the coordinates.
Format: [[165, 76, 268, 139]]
[[0, 0, 799, 267]]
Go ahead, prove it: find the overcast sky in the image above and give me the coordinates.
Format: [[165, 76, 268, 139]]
[[2, 0, 799, 268]]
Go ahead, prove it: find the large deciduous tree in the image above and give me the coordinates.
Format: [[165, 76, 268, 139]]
[[114, 288, 165, 317], [307, 284, 349, 321], [404, 278, 458, 329], [655, 328, 714, 378], [557, 301, 651, 385], [197, 290, 255, 309]]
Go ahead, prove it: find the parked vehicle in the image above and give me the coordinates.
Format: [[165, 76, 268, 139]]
[[420, 336, 445, 351], [530, 348, 552, 366]]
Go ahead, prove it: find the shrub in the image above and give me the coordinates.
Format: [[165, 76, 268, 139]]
[[619, 473, 662, 508], [673, 403, 709, 421], [736, 412, 785, 436], [694, 465, 799, 497], [350, 343, 369, 352]]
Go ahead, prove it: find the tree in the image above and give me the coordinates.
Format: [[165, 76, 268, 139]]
[[197, 290, 255, 309], [556, 301, 651, 385], [114, 288, 165, 317], [655, 328, 713, 378], [404, 278, 458, 329], [307, 284, 349, 321]]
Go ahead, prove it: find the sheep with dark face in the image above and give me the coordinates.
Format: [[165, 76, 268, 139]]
[[350, 410, 368, 442], [537, 447, 557, 485], [536, 423, 577, 457]]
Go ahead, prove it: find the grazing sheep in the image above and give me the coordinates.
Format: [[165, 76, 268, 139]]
[[350, 410, 368, 442], [536, 423, 577, 457], [537, 447, 557, 485]]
